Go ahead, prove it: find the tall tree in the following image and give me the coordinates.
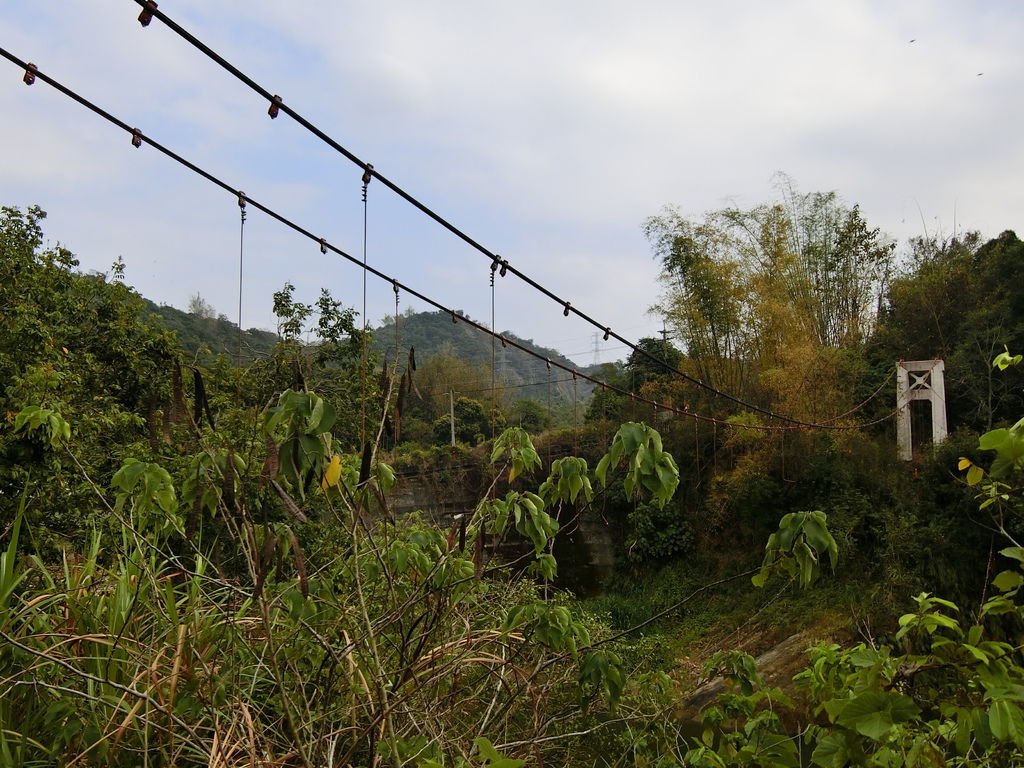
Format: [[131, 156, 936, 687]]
[[872, 230, 1024, 430], [645, 179, 894, 421], [645, 209, 750, 397]]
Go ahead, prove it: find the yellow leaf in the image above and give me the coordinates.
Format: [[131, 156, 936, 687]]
[[321, 455, 342, 490], [958, 457, 972, 471], [967, 465, 984, 487]]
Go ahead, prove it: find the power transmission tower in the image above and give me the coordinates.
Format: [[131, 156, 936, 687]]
[[592, 332, 600, 366]]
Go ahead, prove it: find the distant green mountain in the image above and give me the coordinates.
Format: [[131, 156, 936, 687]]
[[143, 299, 279, 363], [143, 300, 605, 407], [372, 310, 595, 405]]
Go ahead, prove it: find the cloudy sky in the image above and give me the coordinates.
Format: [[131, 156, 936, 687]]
[[2, 1, 1021, 365]]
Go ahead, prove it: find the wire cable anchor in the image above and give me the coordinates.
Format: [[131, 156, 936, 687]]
[[361, 163, 374, 202], [138, 1, 158, 27], [267, 95, 282, 119]]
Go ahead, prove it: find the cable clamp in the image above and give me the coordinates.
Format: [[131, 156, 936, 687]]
[[319, 237, 327, 254], [451, 310, 458, 324], [130, 128, 143, 148], [499, 259, 508, 277], [563, 302, 571, 317], [392, 280, 399, 296], [499, 336, 507, 348], [237, 191, 246, 210], [603, 327, 611, 341], [23, 63, 37, 86], [546, 358, 551, 371], [490, 255, 500, 273], [138, 1, 158, 27], [361, 163, 374, 186], [268, 95, 283, 119]]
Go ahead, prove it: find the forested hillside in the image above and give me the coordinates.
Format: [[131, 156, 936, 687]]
[[374, 309, 597, 403], [2, 199, 1024, 767], [144, 298, 279, 363]]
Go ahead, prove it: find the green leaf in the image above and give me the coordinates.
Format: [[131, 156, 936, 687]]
[[307, 398, 336, 435], [811, 732, 854, 768], [988, 700, 1024, 745], [471, 735, 524, 768], [979, 428, 1010, 451], [999, 547, 1024, 564], [961, 643, 991, 664], [993, 570, 1023, 593], [993, 347, 1023, 371], [835, 691, 920, 741]]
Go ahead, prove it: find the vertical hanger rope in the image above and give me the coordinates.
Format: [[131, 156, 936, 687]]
[[490, 261, 497, 441], [546, 359, 552, 466], [572, 372, 578, 452], [393, 281, 400, 364], [235, 191, 246, 404], [360, 165, 372, 446]]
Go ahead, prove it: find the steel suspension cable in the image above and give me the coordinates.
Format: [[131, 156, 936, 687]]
[[0, 47, 897, 436], [127, 1, 872, 431]]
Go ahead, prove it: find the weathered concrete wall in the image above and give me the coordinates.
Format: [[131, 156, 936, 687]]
[[388, 473, 479, 525], [387, 468, 615, 596]]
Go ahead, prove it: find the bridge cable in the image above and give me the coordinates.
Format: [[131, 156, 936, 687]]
[[0, 48, 897, 436], [127, 1, 879, 431]]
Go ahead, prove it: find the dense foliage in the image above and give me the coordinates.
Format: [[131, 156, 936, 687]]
[[144, 298, 279, 364], [2, 198, 1023, 767], [374, 309, 595, 411]]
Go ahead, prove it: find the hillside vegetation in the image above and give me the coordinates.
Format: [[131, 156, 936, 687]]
[[375, 309, 597, 403], [144, 298, 279, 364], [2, 196, 1024, 767]]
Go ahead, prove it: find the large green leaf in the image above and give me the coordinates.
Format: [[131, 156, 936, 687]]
[[989, 700, 1024, 745], [811, 732, 856, 768], [835, 691, 920, 741]]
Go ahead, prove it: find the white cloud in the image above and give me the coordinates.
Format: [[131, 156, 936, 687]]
[[1, 0, 1021, 360]]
